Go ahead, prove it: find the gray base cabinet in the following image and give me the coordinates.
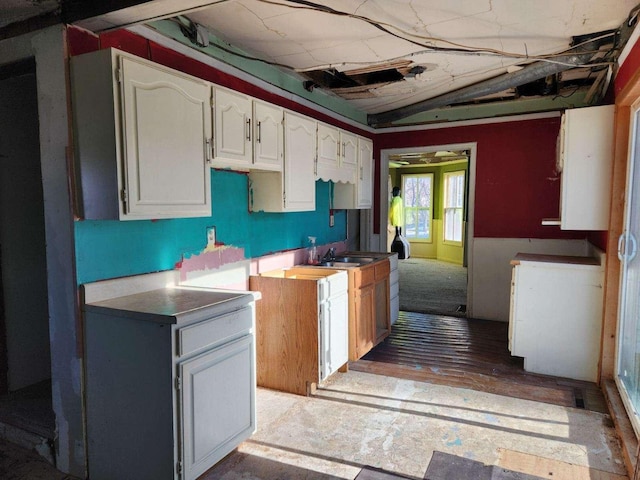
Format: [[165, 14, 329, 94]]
[[83, 288, 256, 480]]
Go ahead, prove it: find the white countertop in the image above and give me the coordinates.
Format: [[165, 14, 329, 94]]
[[84, 286, 257, 325]]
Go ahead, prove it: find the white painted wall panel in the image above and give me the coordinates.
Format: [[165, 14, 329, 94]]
[[470, 238, 591, 321]]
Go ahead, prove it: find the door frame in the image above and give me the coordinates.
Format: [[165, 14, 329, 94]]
[[377, 142, 477, 317], [598, 55, 640, 477]]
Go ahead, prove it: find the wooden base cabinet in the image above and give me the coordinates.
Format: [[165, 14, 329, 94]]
[[83, 288, 257, 480], [350, 259, 391, 360], [249, 268, 348, 395]]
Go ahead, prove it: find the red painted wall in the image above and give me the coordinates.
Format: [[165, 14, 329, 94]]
[[615, 34, 640, 95], [376, 119, 586, 240]]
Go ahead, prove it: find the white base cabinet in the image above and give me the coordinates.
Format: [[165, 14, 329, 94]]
[[508, 253, 604, 382], [71, 48, 212, 220], [83, 287, 257, 480]]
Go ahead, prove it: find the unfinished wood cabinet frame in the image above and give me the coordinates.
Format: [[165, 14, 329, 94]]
[[600, 70, 640, 477]]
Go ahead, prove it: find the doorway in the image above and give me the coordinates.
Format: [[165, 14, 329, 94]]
[[0, 60, 54, 445], [381, 144, 475, 317]]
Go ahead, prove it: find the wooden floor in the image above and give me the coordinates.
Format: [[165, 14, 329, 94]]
[[351, 311, 608, 413]]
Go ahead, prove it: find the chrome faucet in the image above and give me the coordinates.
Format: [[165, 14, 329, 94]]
[[321, 247, 336, 262]]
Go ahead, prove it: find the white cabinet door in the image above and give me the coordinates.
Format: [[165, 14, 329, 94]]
[[319, 292, 349, 380], [341, 131, 358, 181], [71, 48, 212, 220], [316, 125, 357, 183], [213, 87, 253, 168], [179, 335, 255, 480], [559, 105, 614, 230], [283, 111, 316, 211], [357, 137, 374, 209], [120, 57, 212, 219], [253, 100, 283, 171], [333, 136, 373, 209], [317, 123, 340, 180]]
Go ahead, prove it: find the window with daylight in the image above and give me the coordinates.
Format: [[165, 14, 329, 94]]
[[402, 174, 433, 241], [443, 171, 465, 243]]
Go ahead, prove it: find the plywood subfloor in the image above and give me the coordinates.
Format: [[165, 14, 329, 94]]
[[352, 311, 607, 413]]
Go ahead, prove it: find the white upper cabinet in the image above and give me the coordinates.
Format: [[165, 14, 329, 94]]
[[357, 137, 374, 209], [333, 136, 374, 209], [316, 123, 358, 184], [341, 131, 358, 179], [543, 105, 614, 230], [252, 100, 283, 171], [284, 112, 317, 211], [317, 123, 340, 178], [212, 90, 284, 172], [71, 48, 212, 220], [249, 111, 316, 212], [212, 87, 253, 169]]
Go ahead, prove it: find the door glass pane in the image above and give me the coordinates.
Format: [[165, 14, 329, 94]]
[[618, 107, 640, 427]]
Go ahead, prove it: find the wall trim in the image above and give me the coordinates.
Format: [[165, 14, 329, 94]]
[[377, 111, 561, 134]]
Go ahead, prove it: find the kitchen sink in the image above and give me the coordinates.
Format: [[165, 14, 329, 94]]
[[317, 261, 362, 267], [333, 256, 376, 264]]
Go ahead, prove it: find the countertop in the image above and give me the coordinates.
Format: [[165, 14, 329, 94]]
[[510, 253, 601, 266], [83, 286, 257, 325]]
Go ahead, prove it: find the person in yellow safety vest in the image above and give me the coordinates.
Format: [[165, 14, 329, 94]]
[[389, 186, 403, 234]]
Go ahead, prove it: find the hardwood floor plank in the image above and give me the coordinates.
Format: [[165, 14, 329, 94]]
[[352, 311, 607, 413]]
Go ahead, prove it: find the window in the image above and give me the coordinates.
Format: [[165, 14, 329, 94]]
[[443, 171, 465, 243], [402, 174, 433, 241]]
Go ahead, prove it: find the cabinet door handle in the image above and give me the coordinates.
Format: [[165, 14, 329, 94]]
[[256, 121, 261, 144], [246, 118, 251, 141], [360, 165, 363, 180], [205, 138, 212, 163], [342, 142, 345, 157], [337, 141, 340, 159]]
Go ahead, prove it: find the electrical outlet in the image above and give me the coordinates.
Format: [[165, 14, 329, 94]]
[[206, 226, 216, 249]]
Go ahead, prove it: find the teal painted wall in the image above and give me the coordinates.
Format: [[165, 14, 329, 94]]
[[75, 169, 346, 284]]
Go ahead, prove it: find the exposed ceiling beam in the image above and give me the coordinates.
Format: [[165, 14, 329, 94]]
[[368, 3, 640, 127], [367, 41, 606, 127]]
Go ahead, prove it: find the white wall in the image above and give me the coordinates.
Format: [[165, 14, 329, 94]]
[[470, 237, 593, 321]]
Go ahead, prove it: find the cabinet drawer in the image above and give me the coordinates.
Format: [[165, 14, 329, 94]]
[[355, 265, 376, 287], [178, 306, 252, 357], [374, 260, 390, 280]]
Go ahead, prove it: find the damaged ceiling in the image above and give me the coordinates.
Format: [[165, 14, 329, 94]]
[[172, 0, 639, 126], [2, 1, 640, 126]]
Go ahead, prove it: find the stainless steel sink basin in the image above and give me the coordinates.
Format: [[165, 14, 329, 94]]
[[317, 261, 361, 267], [333, 256, 376, 264]]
